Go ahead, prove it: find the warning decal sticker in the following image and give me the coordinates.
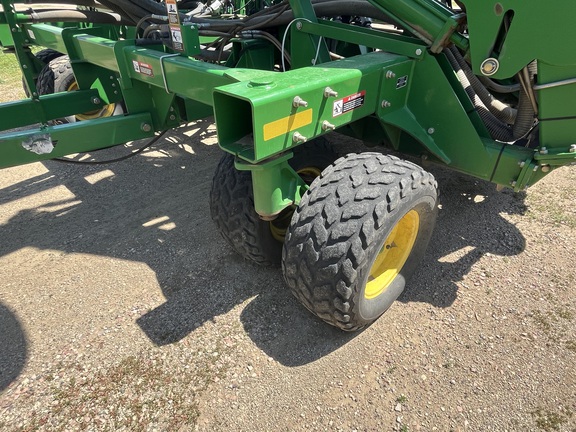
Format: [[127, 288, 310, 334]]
[[332, 90, 366, 117], [132, 60, 154, 77]]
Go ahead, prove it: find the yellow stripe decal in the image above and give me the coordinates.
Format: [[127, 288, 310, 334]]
[[263, 109, 313, 141]]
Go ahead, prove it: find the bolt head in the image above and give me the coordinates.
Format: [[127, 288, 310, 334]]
[[569, 144, 576, 153], [415, 49, 423, 56], [141, 123, 152, 132], [293, 96, 308, 108], [381, 100, 391, 108], [386, 71, 396, 79], [292, 132, 307, 143], [324, 87, 338, 98], [481, 58, 500, 76], [91, 97, 101, 105], [296, 22, 303, 30], [322, 120, 336, 131], [427, 128, 435, 134]]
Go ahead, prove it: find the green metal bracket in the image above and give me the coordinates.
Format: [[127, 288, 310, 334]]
[[462, 0, 576, 79], [214, 51, 399, 163], [0, 112, 154, 169], [0, 89, 104, 130], [287, 0, 330, 69], [365, 0, 468, 51], [298, 19, 426, 59], [235, 152, 307, 217]]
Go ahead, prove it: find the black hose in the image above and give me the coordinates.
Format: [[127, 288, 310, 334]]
[[449, 46, 517, 125], [479, 76, 521, 94], [513, 62, 537, 139], [444, 48, 513, 142], [22, 9, 129, 25]]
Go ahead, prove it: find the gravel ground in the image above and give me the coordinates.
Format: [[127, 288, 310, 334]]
[[1, 59, 575, 431]]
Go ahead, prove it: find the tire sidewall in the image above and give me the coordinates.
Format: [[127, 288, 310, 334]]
[[356, 189, 438, 324]]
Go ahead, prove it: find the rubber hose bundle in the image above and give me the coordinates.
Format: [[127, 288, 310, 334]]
[[513, 61, 537, 139], [444, 48, 514, 142], [449, 46, 517, 125]]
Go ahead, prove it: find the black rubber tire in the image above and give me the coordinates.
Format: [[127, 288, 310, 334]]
[[282, 152, 438, 331], [22, 49, 64, 96], [210, 138, 339, 266], [36, 55, 75, 96], [36, 55, 124, 122], [34, 48, 65, 65]]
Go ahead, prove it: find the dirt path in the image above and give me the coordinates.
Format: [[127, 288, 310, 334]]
[[1, 56, 575, 431]]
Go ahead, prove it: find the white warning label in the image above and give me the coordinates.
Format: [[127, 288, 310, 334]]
[[332, 90, 366, 117]]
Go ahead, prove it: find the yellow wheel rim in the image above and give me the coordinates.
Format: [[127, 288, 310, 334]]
[[269, 166, 323, 242], [67, 81, 117, 120], [364, 209, 420, 299]]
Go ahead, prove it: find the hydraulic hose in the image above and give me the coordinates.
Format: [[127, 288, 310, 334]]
[[513, 61, 537, 139], [449, 46, 517, 125], [479, 76, 521, 94], [444, 48, 513, 142], [21, 9, 129, 25]]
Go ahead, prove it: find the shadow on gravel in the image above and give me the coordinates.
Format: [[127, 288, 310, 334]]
[[239, 167, 528, 366], [0, 303, 27, 392], [239, 285, 360, 367], [399, 167, 527, 307], [0, 128, 528, 373]]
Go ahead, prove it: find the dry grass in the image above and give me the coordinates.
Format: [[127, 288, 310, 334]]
[[0, 50, 25, 102]]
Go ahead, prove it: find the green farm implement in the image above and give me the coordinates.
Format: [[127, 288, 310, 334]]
[[1, 0, 575, 330]]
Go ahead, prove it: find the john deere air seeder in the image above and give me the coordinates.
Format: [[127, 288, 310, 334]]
[[1, 0, 575, 330]]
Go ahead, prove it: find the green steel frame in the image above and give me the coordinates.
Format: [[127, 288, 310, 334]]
[[1, 0, 575, 218]]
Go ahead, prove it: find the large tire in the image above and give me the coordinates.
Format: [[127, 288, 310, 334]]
[[210, 138, 339, 266], [282, 152, 438, 331], [22, 49, 64, 96], [36, 55, 123, 122]]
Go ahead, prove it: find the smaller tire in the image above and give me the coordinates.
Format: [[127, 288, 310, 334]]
[[22, 49, 64, 96], [209, 138, 339, 266], [282, 152, 439, 331], [36, 55, 123, 122], [33, 48, 65, 65]]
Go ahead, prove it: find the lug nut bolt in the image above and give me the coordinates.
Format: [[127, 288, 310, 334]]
[[293, 96, 308, 108]]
